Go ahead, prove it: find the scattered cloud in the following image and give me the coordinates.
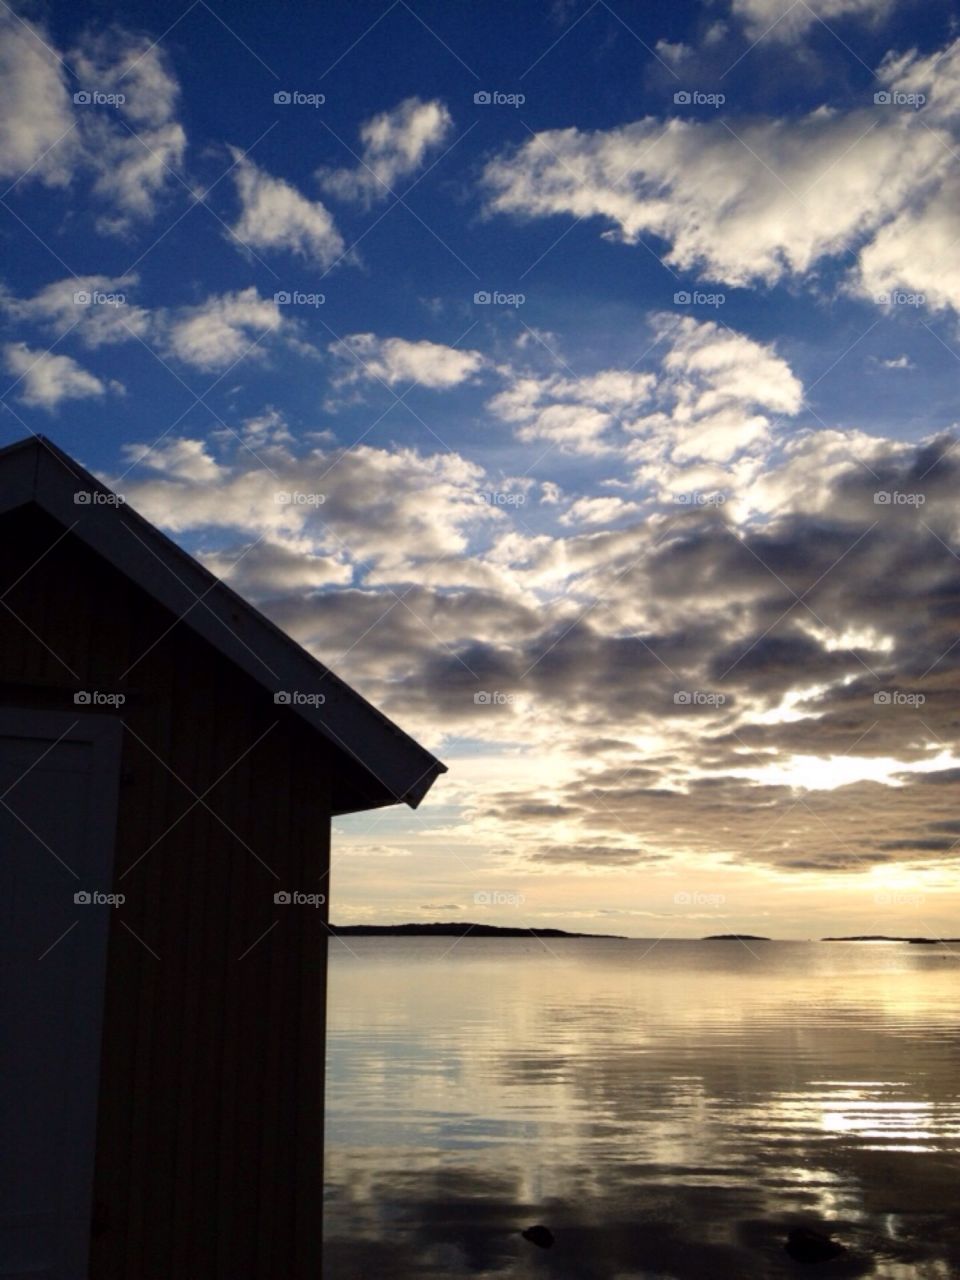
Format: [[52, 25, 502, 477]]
[[488, 365, 656, 454], [320, 97, 453, 205], [730, 0, 896, 40], [71, 28, 186, 232], [559, 495, 642, 526], [654, 39, 692, 66], [0, 10, 77, 187], [229, 150, 345, 266], [1, 278, 292, 375], [161, 287, 283, 371], [3, 341, 117, 408], [482, 83, 949, 296], [0, 13, 187, 230], [329, 333, 486, 390], [111, 428, 960, 883], [489, 315, 801, 465], [3, 274, 151, 346]]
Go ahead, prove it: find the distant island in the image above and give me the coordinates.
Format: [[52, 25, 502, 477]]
[[329, 922, 625, 938], [325, 925, 958, 943], [821, 935, 957, 944], [702, 934, 771, 941]]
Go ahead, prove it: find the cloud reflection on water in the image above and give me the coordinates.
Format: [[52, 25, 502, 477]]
[[325, 939, 960, 1278]]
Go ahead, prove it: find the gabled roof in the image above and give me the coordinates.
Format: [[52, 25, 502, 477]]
[[0, 435, 446, 811]]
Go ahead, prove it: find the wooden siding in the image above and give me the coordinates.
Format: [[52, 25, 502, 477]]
[[0, 506, 331, 1278]]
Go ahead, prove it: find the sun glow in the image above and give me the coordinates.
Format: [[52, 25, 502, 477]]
[[728, 749, 960, 792]]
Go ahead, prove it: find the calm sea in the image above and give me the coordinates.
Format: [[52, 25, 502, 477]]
[[323, 938, 960, 1278]]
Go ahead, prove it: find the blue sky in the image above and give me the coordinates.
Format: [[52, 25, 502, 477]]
[[5, 0, 960, 937]]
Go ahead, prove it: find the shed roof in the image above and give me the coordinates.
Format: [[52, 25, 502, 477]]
[[0, 435, 446, 811]]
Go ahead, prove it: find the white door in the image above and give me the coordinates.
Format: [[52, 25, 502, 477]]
[[0, 711, 122, 1280]]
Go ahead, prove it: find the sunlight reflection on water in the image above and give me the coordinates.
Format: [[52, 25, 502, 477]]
[[324, 939, 960, 1278]]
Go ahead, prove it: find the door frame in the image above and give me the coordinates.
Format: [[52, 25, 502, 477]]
[[0, 708, 123, 1279]]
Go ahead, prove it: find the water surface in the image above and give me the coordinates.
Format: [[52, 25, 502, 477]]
[[324, 938, 960, 1278]]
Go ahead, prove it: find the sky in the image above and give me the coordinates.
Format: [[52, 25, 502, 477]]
[[3, 0, 960, 938]]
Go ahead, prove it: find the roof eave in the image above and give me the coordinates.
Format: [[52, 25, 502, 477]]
[[0, 436, 446, 811]]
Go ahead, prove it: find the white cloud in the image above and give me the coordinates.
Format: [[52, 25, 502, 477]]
[[728, 426, 898, 520], [654, 39, 691, 66], [878, 39, 960, 124], [4, 279, 291, 376], [477, 36, 960, 319], [87, 121, 186, 232], [162, 288, 283, 371], [121, 437, 222, 482], [71, 30, 186, 232], [662, 314, 802, 417], [627, 316, 803, 474], [731, 0, 895, 40], [489, 316, 800, 464], [853, 173, 960, 314], [483, 101, 947, 289], [0, 10, 76, 186], [330, 334, 485, 390], [521, 402, 615, 450], [4, 274, 151, 346], [559, 496, 642, 526], [488, 366, 656, 454], [201, 543, 354, 594], [115, 438, 502, 581], [837, 42, 960, 312], [3, 341, 114, 409], [320, 97, 452, 205], [0, 16, 187, 229], [229, 150, 345, 266]]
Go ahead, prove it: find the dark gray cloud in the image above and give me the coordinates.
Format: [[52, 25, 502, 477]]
[[121, 431, 960, 879]]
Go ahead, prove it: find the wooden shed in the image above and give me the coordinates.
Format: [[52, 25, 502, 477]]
[[0, 435, 445, 1279]]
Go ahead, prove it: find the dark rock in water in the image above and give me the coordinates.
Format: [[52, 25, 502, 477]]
[[522, 1225, 554, 1249], [785, 1226, 846, 1263]]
